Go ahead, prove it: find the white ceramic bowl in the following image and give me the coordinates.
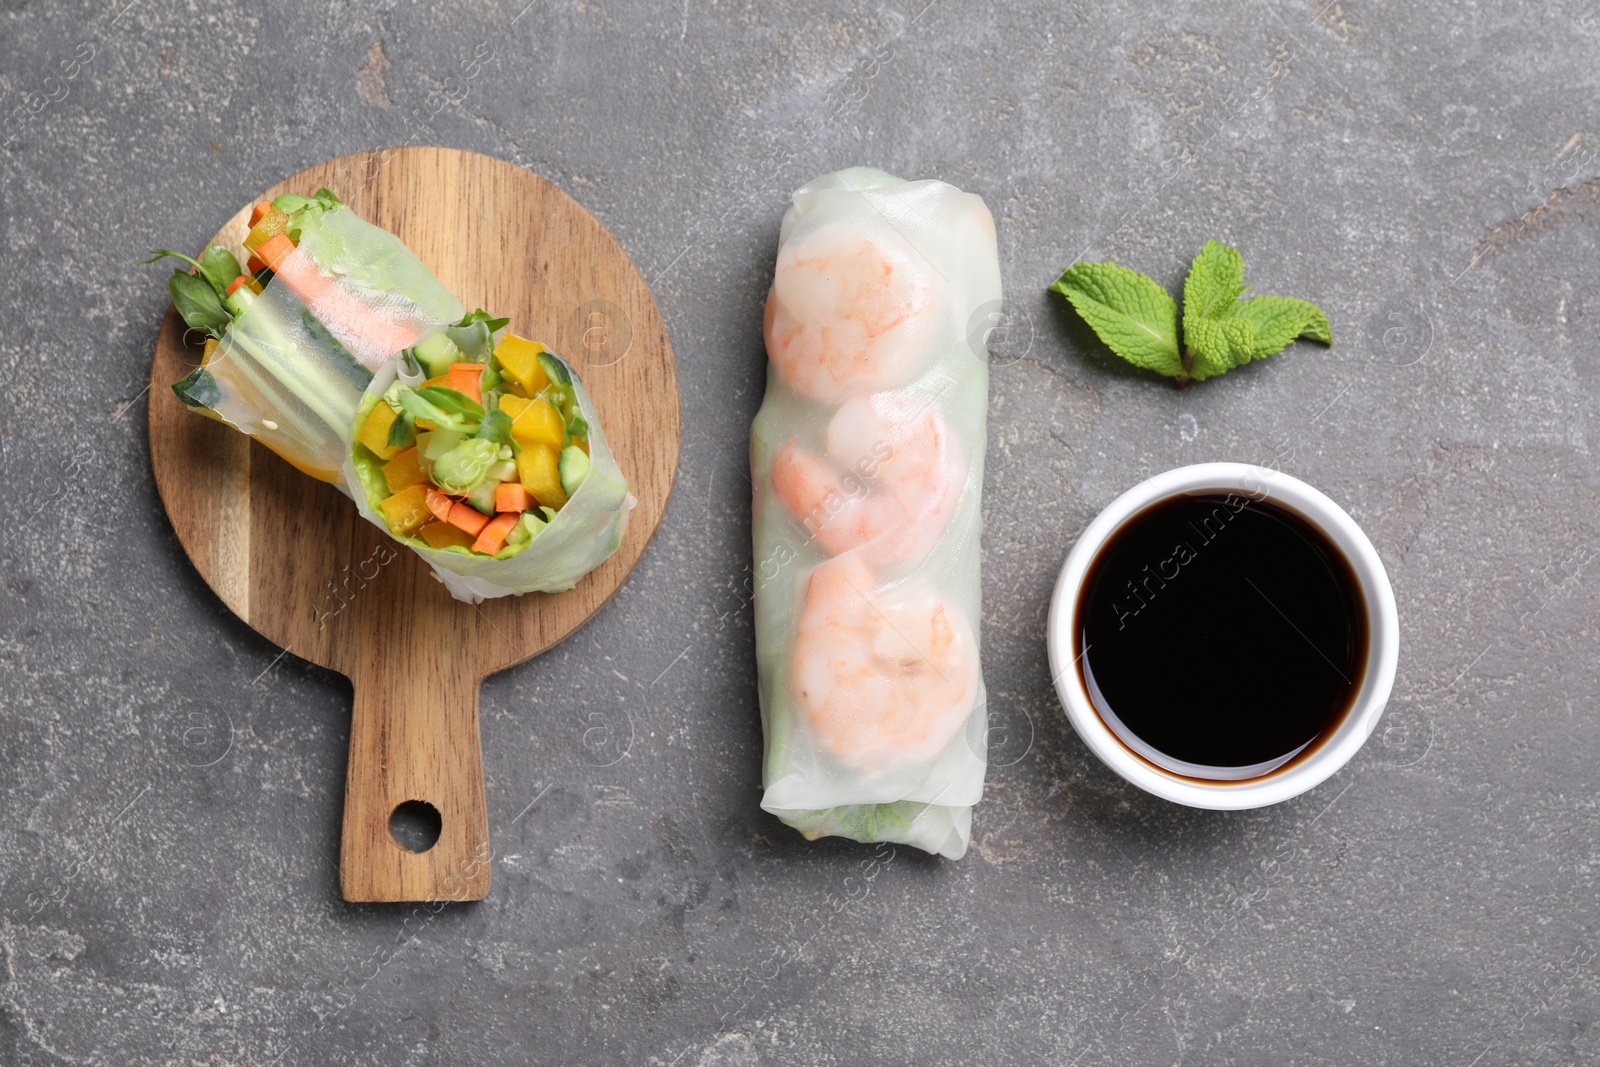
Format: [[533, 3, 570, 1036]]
[[1046, 462, 1399, 809]]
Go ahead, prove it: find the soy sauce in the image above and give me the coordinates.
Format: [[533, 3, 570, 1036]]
[[1076, 491, 1367, 780]]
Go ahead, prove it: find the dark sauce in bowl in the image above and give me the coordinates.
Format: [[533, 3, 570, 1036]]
[[1076, 491, 1368, 781]]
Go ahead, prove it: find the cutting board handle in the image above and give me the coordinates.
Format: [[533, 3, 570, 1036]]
[[340, 660, 491, 902]]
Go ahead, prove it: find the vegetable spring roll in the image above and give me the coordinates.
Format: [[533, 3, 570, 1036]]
[[155, 189, 465, 483], [750, 168, 1000, 859], [344, 335, 632, 601], [153, 187, 632, 601]]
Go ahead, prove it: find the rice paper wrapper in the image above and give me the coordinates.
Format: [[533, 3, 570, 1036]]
[[345, 355, 634, 603], [175, 204, 464, 484], [750, 168, 1000, 860], [293, 204, 466, 368]]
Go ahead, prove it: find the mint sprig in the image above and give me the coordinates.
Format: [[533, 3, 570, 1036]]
[[1049, 240, 1331, 385]]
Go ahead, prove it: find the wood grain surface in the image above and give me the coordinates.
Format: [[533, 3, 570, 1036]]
[[148, 147, 679, 902]]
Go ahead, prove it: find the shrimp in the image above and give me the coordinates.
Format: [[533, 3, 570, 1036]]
[[790, 556, 979, 771], [764, 217, 946, 401], [769, 392, 966, 569]]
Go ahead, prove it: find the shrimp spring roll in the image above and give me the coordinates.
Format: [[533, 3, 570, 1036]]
[[152, 188, 632, 601], [750, 168, 1000, 859]]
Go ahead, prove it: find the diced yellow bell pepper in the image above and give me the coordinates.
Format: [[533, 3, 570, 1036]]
[[516, 443, 567, 509], [357, 402, 403, 460], [494, 334, 551, 395], [509, 397, 565, 450], [498, 394, 531, 420], [243, 206, 289, 253], [419, 521, 475, 550], [380, 446, 426, 495], [379, 483, 432, 536], [201, 337, 219, 367]]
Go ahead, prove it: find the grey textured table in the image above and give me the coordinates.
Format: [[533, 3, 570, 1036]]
[[2, 1, 1597, 1064]]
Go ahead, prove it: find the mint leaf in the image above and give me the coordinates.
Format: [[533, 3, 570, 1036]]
[[1299, 309, 1332, 345], [385, 408, 417, 449], [475, 408, 513, 445], [397, 387, 477, 434], [1225, 294, 1332, 356], [413, 385, 485, 420], [455, 308, 512, 332], [166, 269, 231, 340], [1185, 317, 1257, 381], [1183, 239, 1247, 322], [1048, 261, 1182, 376], [198, 244, 244, 295], [1182, 239, 1248, 378]]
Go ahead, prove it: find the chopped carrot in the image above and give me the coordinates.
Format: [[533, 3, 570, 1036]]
[[246, 254, 266, 274], [472, 512, 522, 555], [419, 521, 475, 550], [256, 233, 296, 272], [424, 487, 455, 523], [261, 237, 433, 367], [494, 482, 532, 513], [248, 201, 274, 227], [225, 274, 252, 296], [446, 362, 487, 406], [445, 501, 491, 537]]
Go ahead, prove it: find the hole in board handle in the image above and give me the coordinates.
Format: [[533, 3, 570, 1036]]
[[389, 800, 443, 853]]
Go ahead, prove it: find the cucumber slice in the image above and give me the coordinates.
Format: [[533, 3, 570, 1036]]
[[537, 351, 572, 386], [223, 284, 257, 318], [558, 445, 591, 496], [517, 509, 548, 542], [414, 332, 463, 378], [299, 311, 373, 390], [172, 366, 224, 411], [465, 479, 498, 516], [503, 517, 532, 548], [431, 438, 498, 495]]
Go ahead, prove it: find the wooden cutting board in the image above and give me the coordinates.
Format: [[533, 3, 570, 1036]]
[[148, 147, 679, 902]]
